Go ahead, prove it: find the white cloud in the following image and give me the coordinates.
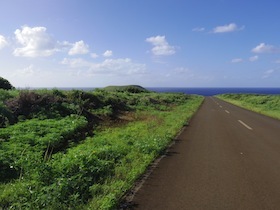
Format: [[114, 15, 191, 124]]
[[249, 55, 259, 62], [68, 40, 89, 55], [212, 23, 244, 33], [13, 26, 58, 57], [62, 57, 146, 75], [192, 27, 205, 32], [103, 50, 113, 57], [91, 53, 99, 58], [0, 35, 8, 49], [251, 43, 279, 53], [231, 58, 243, 63], [146, 35, 176, 56]]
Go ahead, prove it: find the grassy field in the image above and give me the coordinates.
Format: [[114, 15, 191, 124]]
[[0, 88, 203, 209], [217, 94, 280, 120]]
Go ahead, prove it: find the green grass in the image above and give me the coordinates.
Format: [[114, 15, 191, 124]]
[[0, 89, 203, 209], [217, 94, 280, 120], [0, 115, 88, 183], [86, 98, 203, 209]]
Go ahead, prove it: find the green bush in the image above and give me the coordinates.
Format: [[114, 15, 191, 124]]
[[0, 77, 14, 90]]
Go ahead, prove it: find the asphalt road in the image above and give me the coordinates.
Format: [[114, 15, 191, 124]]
[[128, 97, 280, 210]]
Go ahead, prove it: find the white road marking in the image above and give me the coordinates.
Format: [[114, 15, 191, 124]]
[[219, 105, 223, 108], [225, 110, 230, 114], [238, 120, 253, 130]]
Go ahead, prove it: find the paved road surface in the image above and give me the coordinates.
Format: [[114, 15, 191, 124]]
[[128, 97, 280, 210]]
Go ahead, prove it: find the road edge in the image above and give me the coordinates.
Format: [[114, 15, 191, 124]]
[[118, 98, 205, 209]]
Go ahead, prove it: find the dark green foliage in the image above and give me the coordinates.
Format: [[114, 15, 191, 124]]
[[5, 90, 69, 120], [0, 104, 14, 127], [0, 89, 19, 127], [0, 77, 14, 90]]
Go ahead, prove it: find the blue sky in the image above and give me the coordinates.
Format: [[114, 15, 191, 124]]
[[0, 0, 280, 88]]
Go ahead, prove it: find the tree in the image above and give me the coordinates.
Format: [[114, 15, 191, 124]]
[[0, 77, 14, 90]]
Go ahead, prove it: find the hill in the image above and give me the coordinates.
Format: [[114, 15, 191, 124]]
[[103, 85, 149, 93]]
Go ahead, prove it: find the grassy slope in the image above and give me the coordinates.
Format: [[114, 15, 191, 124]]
[[0, 89, 204, 209], [103, 85, 148, 93], [217, 94, 280, 120]]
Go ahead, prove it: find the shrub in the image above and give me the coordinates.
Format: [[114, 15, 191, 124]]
[[5, 91, 69, 120], [0, 77, 14, 90]]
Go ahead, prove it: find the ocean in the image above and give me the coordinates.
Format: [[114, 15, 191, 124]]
[[146, 87, 280, 96]]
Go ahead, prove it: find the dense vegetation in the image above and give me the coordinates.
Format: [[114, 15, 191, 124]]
[[0, 88, 203, 209], [0, 77, 14, 90], [217, 94, 280, 120]]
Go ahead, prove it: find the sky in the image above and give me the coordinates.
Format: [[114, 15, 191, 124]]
[[0, 0, 280, 88]]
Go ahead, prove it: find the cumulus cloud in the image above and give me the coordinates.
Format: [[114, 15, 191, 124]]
[[61, 58, 146, 75], [249, 55, 259, 62], [13, 26, 58, 57], [68, 40, 89, 55], [212, 23, 244, 33], [103, 50, 113, 57], [251, 43, 279, 53], [12, 26, 92, 58], [231, 58, 243, 63], [146, 35, 176, 56], [0, 35, 8, 49]]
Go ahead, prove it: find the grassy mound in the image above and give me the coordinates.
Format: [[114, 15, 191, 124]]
[[103, 85, 149, 93]]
